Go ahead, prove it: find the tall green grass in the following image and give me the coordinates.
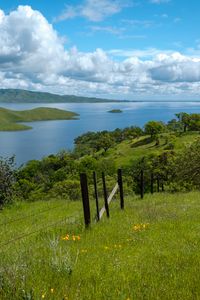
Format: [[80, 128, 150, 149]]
[[1, 192, 200, 299]]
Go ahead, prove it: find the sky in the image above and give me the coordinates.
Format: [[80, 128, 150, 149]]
[[0, 0, 200, 100]]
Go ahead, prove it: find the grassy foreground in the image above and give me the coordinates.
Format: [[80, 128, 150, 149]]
[[1, 192, 200, 299], [0, 107, 79, 131]]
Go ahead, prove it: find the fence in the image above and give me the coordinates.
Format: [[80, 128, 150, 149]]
[[139, 170, 166, 199], [80, 169, 124, 228], [0, 202, 80, 251]]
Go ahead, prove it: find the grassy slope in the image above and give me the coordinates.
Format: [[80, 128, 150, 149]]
[[1, 192, 200, 299], [0, 107, 79, 131], [106, 132, 200, 167]]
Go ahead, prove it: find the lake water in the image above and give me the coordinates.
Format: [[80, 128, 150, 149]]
[[0, 101, 200, 166]]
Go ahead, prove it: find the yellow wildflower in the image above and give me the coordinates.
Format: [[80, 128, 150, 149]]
[[81, 249, 87, 253], [50, 288, 54, 293]]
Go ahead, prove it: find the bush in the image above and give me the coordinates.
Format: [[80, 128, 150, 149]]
[[51, 179, 81, 200], [0, 156, 15, 207]]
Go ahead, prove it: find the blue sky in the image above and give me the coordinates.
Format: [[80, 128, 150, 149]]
[[0, 0, 200, 100]]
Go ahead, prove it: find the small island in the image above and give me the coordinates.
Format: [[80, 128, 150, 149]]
[[0, 107, 79, 131], [108, 109, 123, 113]]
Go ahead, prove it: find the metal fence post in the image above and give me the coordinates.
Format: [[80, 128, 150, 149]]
[[140, 170, 144, 199], [80, 173, 91, 227]]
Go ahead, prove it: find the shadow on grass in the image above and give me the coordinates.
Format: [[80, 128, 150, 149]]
[[131, 137, 152, 148]]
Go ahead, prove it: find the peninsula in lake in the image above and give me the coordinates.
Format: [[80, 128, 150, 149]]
[[0, 89, 127, 103], [0, 107, 79, 131]]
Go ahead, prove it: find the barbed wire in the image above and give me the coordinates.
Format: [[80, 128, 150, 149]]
[[0, 203, 70, 227], [0, 213, 81, 250]]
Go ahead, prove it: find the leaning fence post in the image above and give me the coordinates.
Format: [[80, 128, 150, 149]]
[[80, 173, 91, 227], [93, 171, 100, 221], [102, 172, 110, 218], [140, 170, 144, 199], [118, 169, 124, 209], [150, 173, 154, 194]]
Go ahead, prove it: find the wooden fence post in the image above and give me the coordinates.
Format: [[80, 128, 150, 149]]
[[102, 172, 110, 218], [161, 181, 164, 192], [157, 177, 160, 193], [140, 170, 144, 199], [93, 171, 100, 221], [80, 173, 91, 227], [150, 173, 154, 194], [118, 169, 124, 210]]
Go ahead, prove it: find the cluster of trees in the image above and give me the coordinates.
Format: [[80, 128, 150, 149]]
[[13, 151, 116, 203], [74, 126, 143, 156], [127, 138, 200, 194], [168, 112, 200, 132]]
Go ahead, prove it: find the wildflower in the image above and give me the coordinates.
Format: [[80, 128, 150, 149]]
[[50, 288, 54, 293], [72, 235, 76, 241], [41, 294, 45, 299], [81, 249, 87, 253], [133, 223, 149, 232], [77, 235, 81, 240], [61, 234, 69, 241]]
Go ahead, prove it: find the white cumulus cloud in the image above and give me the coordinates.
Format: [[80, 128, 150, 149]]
[[0, 6, 200, 100]]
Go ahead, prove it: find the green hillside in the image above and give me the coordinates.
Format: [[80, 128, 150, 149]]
[[107, 132, 200, 167], [1, 192, 200, 299], [0, 89, 123, 103], [0, 107, 79, 131]]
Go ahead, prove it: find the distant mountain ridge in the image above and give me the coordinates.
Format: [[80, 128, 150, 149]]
[[0, 89, 125, 103]]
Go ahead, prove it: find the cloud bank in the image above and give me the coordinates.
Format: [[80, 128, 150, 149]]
[[0, 6, 200, 100]]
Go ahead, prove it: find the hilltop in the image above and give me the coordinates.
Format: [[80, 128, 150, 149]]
[[0, 89, 125, 103]]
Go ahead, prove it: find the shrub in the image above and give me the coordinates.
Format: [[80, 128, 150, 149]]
[[0, 156, 15, 207], [51, 179, 81, 200]]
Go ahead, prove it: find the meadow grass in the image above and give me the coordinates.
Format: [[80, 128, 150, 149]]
[[1, 192, 200, 299]]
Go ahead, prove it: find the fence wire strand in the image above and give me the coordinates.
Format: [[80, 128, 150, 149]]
[[0, 213, 80, 250], [0, 203, 69, 227]]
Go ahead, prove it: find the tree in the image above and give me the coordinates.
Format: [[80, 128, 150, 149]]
[[173, 139, 200, 188], [0, 156, 15, 207], [144, 121, 165, 139], [175, 112, 191, 132], [95, 132, 115, 152]]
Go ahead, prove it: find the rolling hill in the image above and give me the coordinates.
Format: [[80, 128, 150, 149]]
[[0, 89, 125, 103]]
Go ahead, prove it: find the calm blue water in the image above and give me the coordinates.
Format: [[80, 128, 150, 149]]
[[0, 102, 200, 166]]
